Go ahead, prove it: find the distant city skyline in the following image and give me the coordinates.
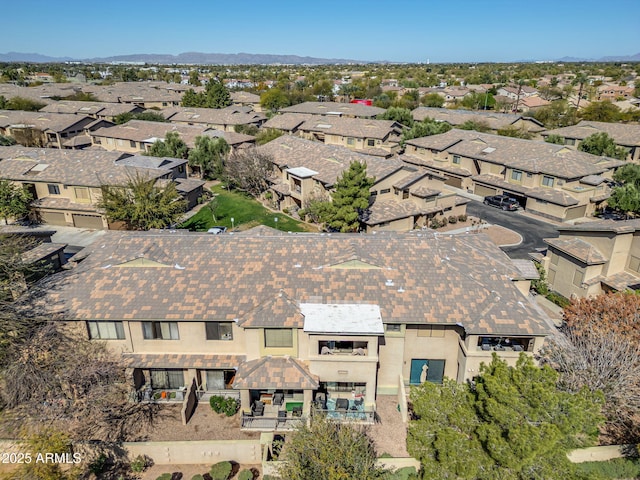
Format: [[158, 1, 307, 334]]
[[2, 0, 639, 63]]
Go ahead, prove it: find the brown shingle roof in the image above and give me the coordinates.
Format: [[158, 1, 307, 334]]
[[542, 121, 640, 147], [122, 353, 245, 369], [45, 229, 551, 336], [233, 356, 319, 390], [544, 237, 607, 264], [280, 101, 385, 119], [298, 117, 404, 140], [472, 174, 580, 207]]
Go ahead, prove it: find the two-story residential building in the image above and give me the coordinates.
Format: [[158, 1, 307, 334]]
[[279, 101, 385, 119], [297, 116, 405, 155], [162, 106, 266, 132], [40, 101, 145, 122], [403, 129, 625, 222], [90, 120, 255, 154], [0, 110, 98, 149], [258, 136, 467, 231], [45, 227, 551, 427], [82, 83, 183, 109], [411, 107, 545, 137], [541, 120, 640, 162], [0, 146, 201, 229], [538, 219, 640, 299]]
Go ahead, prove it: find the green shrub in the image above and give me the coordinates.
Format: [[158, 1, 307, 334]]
[[190, 475, 204, 480], [210, 395, 239, 416], [458, 214, 467, 222], [156, 474, 172, 480], [575, 457, 640, 478], [88, 453, 108, 475], [387, 466, 418, 480], [237, 469, 254, 480], [130, 454, 150, 473], [209, 461, 232, 480], [430, 218, 441, 229], [546, 291, 571, 308], [448, 215, 457, 224]]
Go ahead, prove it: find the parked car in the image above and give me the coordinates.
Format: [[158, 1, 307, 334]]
[[483, 195, 519, 211], [207, 226, 227, 234]]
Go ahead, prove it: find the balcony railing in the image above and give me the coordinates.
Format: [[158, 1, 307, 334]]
[[314, 408, 375, 424], [241, 414, 306, 431]]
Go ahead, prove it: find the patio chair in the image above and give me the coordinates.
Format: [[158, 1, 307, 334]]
[[277, 410, 288, 427], [273, 393, 284, 406], [336, 398, 349, 413], [253, 400, 265, 416], [354, 397, 364, 408], [292, 405, 303, 417], [315, 392, 327, 410]]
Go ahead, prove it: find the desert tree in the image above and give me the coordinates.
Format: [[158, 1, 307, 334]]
[[98, 172, 187, 230], [0, 179, 32, 224], [223, 148, 274, 196]]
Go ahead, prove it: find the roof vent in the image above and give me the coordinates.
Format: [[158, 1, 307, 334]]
[[385, 279, 394, 287]]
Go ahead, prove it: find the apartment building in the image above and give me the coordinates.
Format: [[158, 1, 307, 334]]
[[46, 228, 550, 426]]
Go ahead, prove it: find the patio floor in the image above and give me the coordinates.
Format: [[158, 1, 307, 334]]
[[368, 395, 409, 458]]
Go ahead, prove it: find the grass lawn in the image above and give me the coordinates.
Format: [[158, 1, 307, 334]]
[[181, 185, 317, 233]]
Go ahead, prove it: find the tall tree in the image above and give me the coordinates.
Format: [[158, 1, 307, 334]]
[[98, 173, 187, 230], [260, 88, 290, 113], [188, 136, 230, 179], [205, 79, 232, 108], [408, 354, 603, 480], [147, 131, 188, 159], [401, 118, 451, 143], [376, 106, 414, 127], [189, 70, 201, 86], [0, 179, 32, 224], [580, 100, 621, 122], [321, 161, 374, 233], [277, 415, 390, 480], [420, 93, 444, 107], [572, 72, 589, 110], [223, 148, 274, 196], [578, 132, 627, 159]]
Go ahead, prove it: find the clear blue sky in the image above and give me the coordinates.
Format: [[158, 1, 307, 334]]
[[3, 0, 639, 62]]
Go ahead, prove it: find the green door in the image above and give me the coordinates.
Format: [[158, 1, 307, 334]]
[[410, 359, 445, 384]]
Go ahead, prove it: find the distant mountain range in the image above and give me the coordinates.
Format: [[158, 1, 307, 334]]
[[1, 51, 639, 65], [0, 51, 366, 65]]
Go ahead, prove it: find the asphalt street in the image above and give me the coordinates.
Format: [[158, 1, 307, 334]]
[[466, 201, 560, 259]]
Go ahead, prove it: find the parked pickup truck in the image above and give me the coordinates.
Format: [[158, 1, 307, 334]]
[[483, 195, 519, 211]]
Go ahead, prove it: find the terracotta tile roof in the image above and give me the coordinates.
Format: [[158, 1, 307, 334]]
[[410, 186, 441, 198], [40, 101, 141, 118], [393, 170, 431, 190], [472, 174, 580, 207], [258, 135, 404, 188], [544, 237, 607, 264], [233, 356, 319, 390], [32, 196, 100, 212], [44, 229, 552, 336], [280, 101, 385, 118], [542, 120, 640, 147], [164, 106, 266, 127], [230, 91, 261, 104], [0, 145, 169, 187], [122, 353, 245, 369], [90, 120, 216, 148], [510, 259, 540, 280]]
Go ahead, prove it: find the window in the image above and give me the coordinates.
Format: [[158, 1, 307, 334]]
[[87, 321, 125, 340], [402, 190, 409, 200], [74, 187, 90, 202], [416, 325, 445, 337], [129, 140, 136, 148], [370, 190, 378, 196], [542, 176, 555, 187], [573, 269, 584, 287], [367, 139, 375, 147], [264, 328, 293, 348], [380, 188, 391, 194], [205, 370, 236, 390], [629, 255, 640, 273], [410, 359, 445, 384], [47, 184, 60, 195], [548, 268, 556, 285], [386, 324, 401, 332], [452, 155, 460, 164], [205, 322, 233, 340], [347, 137, 355, 145], [511, 170, 523, 182], [150, 369, 184, 389], [550, 251, 559, 265], [142, 321, 179, 340], [565, 138, 576, 146]]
